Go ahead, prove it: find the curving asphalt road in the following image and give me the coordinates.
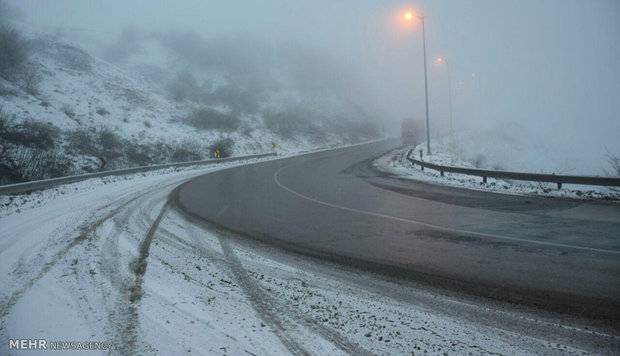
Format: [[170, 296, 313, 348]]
[[174, 140, 620, 322]]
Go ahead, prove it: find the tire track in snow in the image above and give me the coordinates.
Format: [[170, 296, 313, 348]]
[[0, 190, 155, 333], [188, 220, 370, 355], [215, 233, 311, 356], [117, 200, 170, 355]]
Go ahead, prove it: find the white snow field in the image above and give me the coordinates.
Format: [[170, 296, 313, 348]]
[[1, 153, 617, 355], [375, 137, 620, 201]]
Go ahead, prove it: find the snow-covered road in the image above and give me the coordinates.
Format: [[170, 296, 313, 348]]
[[1, 157, 618, 355]]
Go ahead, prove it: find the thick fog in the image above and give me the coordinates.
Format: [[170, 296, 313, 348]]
[[8, 0, 620, 174]]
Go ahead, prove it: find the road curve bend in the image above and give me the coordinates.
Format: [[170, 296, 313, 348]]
[[174, 141, 620, 322]]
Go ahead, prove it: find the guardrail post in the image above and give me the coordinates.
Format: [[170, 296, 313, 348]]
[[557, 182, 562, 190], [482, 176, 487, 184], [406, 149, 414, 166], [440, 170, 444, 177], [419, 150, 424, 171]]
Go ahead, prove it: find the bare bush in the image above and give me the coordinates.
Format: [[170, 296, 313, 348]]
[[124, 141, 155, 166], [171, 140, 203, 162], [6, 147, 71, 181], [606, 153, 620, 176], [0, 112, 68, 183], [0, 105, 11, 158], [1, 119, 60, 150], [66, 128, 97, 156], [208, 137, 235, 158], [94, 129, 122, 167], [184, 108, 240, 132], [99, 127, 121, 151]]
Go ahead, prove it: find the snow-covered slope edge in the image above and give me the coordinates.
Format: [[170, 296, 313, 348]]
[[374, 139, 620, 201]]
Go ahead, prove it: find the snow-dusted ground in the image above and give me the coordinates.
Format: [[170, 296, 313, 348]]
[[375, 138, 620, 201], [1, 151, 617, 355]]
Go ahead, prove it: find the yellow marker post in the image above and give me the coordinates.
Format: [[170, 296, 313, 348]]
[[271, 142, 277, 151]]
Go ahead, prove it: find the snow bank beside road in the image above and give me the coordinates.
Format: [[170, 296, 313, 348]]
[[374, 140, 620, 200]]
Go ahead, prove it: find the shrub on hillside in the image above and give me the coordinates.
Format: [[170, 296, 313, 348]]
[[171, 140, 204, 162], [98, 128, 123, 160], [66, 127, 122, 161], [66, 128, 97, 156], [124, 141, 156, 167], [184, 108, 240, 132], [208, 137, 235, 158], [0, 110, 69, 183], [3, 147, 71, 182], [1, 119, 60, 150], [606, 153, 620, 176]]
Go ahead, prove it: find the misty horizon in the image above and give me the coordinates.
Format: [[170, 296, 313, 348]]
[[4, 0, 620, 174]]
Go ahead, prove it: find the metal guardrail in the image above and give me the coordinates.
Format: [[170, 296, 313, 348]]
[[405, 149, 620, 190], [0, 152, 277, 195]]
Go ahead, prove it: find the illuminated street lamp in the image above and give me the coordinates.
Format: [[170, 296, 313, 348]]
[[403, 10, 432, 154], [435, 56, 454, 140]]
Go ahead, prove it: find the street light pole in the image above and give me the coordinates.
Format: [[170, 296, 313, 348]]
[[420, 15, 431, 155], [444, 59, 457, 159], [437, 57, 454, 139]]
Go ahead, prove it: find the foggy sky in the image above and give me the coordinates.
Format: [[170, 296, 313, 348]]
[[8, 0, 620, 173]]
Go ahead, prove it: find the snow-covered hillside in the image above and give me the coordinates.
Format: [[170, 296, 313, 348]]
[[0, 28, 380, 184]]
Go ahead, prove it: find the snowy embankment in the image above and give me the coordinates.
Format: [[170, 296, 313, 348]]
[[1, 150, 614, 355], [375, 138, 620, 201], [1, 30, 377, 185]]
